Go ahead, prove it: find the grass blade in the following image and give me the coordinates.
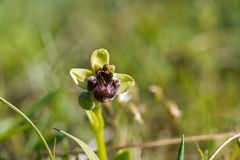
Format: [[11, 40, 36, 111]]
[[25, 88, 61, 116], [53, 128, 99, 160], [0, 97, 54, 160], [237, 137, 240, 149], [53, 137, 57, 159], [0, 121, 31, 141], [177, 135, 184, 160], [0, 89, 60, 142], [196, 142, 208, 160]]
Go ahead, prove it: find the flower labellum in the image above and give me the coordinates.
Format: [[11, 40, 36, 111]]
[[87, 64, 120, 103]]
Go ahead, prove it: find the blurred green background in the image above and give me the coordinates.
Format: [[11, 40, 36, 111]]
[[0, 0, 240, 159]]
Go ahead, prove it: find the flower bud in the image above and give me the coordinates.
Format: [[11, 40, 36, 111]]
[[78, 92, 95, 110]]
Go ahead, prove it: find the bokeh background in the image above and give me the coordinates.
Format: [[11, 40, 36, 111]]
[[0, 0, 240, 159]]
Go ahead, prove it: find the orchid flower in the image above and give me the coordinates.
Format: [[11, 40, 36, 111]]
[[70, 48, 135, 110]]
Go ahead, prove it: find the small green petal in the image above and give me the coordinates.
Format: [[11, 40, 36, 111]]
[[91, 48, 109, 72], [70, 68, 93, 89], [114, 73, 135, 94], [78, 92, 95, 110], [103, 64, 115, 73]]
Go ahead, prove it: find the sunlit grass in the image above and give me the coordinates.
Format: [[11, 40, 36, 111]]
[[0, 0, 240, 159]]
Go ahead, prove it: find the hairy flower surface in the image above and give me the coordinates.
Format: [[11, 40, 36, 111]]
[[70, 49, 135, 109]]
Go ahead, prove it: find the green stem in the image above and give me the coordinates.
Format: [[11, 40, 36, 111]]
[[95, 129, 107, 160], [0, 97, 54, 160], [86, 105, 108, 160], [209, 132, 240, 160]]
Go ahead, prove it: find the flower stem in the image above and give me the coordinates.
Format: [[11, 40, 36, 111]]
[[209, 132, 240, 160], [86, 105, 108, 160], [0, 97, 54, 160], [95, 128, 108, 160]]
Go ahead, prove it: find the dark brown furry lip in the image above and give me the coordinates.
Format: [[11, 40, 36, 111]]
[[87, 66, 120, 103]]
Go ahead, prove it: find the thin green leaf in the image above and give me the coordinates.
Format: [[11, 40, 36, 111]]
[[203, 150, 209, 160], [113, 149, 133, 160], [26, 88, 61, 116], [53, 137, 57, 159], [177, 135, 184, 160], [237, 137, 240, 149], [0, 89, 60, 142], [53, 128, 99, 160], [26, 112, 50, 150], [70, 68, 93, 88], [25, 89, 61, 151], [196, 142, 204, 158], [196, 142, 208, 160], [91, 48, 109, 72], [0, 97, 54, 160], [114, 73, 135, 94], [0, 119, 31, 141]]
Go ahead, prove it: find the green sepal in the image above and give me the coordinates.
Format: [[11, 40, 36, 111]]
[[70, 68, 93, 89], [113, 149, 133, 160], [78, 92, 95, 110], [114, 73, 135, 94], [91, 48, 109, 72]]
